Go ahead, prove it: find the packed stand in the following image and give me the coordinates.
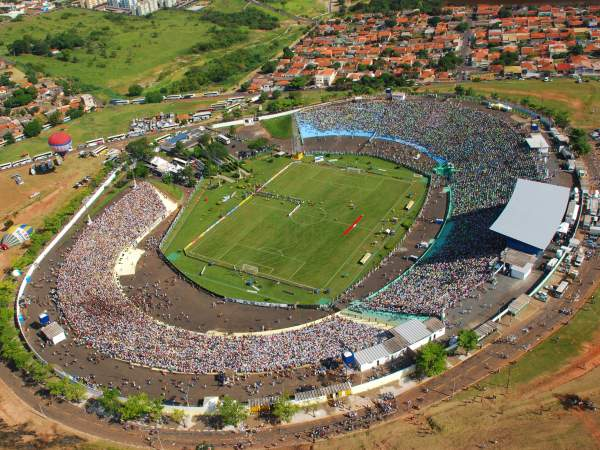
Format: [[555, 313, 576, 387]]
[[296, 97, 543, 316], [56, 182, 380, 373]]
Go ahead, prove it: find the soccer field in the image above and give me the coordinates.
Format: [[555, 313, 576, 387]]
[[169, 156, 428, 304]]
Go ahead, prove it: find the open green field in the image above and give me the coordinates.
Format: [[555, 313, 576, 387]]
[[163, 154, 427, 304], [0, 6, 300, 97], [417, 78, 600, 130], [261, 115, 293, 139], [263, 0, 328, 18]]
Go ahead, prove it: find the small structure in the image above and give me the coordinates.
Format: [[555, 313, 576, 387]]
[[525, 133, 550, 155], [38, 312, 50, 326], [294, 382, 352, 404], [508, 294, 530, 316], [41, 322, 66, 345]]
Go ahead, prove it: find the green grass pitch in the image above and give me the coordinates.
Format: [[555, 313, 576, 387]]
[[164, 155, 428, 304]]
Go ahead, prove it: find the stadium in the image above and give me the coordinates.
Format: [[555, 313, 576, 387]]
[[18, 95, 576, 409]]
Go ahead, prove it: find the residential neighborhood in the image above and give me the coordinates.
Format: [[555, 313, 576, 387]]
[[247, 4, 600, 92]]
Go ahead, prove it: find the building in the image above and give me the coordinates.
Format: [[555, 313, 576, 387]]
[[353, 318, 446, 372], [148, 156, 183, 176], [80, 94, 96, 112], [79, 0, 106, 8], [41, 322, 66, 345], [314, 69, 337, 88], [525, 133, 550, 155], [491, 179, 571, 255]]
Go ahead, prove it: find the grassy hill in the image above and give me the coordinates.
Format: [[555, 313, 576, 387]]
[[0, 5, 301, 98]]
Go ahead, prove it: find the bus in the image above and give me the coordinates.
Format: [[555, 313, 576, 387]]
[[227, 96, 245, 104], [182, 93, 195, 99], [33, 151, 54, 161], [130, 97, 146, 104], [110, 99, 130, 105], [554, 281, 569, 298], [42, 123, 52, 131], [155, 134, 172, 144], [107, 133, 127, 142], [91, 145, 107, 156], [216, 134, 231, 145], [86, 137, 106, 147], [164, 94, 183, 100], [12, 157, 32, 167], [203, 91, 220, 97], [172, 157, 189, 167], [0, 162, 12, 171]]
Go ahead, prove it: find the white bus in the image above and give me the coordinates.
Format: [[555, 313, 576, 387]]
[[172, 157, 189, 167], [216, 134, 231, 145], [155, 134, 172, 144], [107, 133, 127, 142], [227, 96, 245, 104], [164, 94, 183, 100], [12, 157, 32, 167], [182, 93, 195, 99], [203, 91, 220, 97], [86, 137, 106, 147], [91, 145, 107, 156], [33, 151, 54, 161], [554, 281, 569, 298], [0, 162, 12, 171]]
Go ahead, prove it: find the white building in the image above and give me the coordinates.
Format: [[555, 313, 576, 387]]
[[525, 133, 550, 155], [314, 69, 337, 88], [41, 322, 66, 345], [353, 318, 446, 372]]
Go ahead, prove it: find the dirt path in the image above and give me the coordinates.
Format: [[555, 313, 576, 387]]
[[522, 335, 600, 399]]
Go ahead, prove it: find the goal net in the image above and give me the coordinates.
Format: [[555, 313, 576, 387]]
[[347, 167, 363, 174], [241, 264, 259, 275]]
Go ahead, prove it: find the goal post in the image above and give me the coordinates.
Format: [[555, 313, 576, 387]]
[[347, 167, 363, 174]]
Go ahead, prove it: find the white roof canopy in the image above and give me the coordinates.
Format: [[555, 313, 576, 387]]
[[491, 179, 570, 251]]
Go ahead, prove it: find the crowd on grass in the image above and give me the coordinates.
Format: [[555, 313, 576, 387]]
[[297, 96, 544, 316], [55, 182, 381, 373]]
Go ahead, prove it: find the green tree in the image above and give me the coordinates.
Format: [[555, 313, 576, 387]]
[[216, 396, 248, 427], [97, 387, 122, 416], [261, 60, 277, 74], [125, 138, 152, 161], [47, 377, 86, 402], [454, 85, 465, 96], [271, 394, 299, 423], [170, 408, 185, 425], [415, 342, 447, 377], [23, 119, 42, 138], [145, 91, 163, 104], [554, 110, 570, 129], [457, 329, 478, 354], [128, 84, 143, 97], [119, 393, 150, 421], [47, 111, 62, 127], [3, 132, 14, 145]]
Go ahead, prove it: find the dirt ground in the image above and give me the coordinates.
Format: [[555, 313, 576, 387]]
[[0, 154, 105, 273]]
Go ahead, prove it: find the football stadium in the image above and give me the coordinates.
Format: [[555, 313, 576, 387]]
[[17, 94, 580, 418]]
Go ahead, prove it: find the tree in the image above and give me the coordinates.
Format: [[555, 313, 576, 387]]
[[456, 21, 469, 32], [128, 84, 143, 97], [216, 396, 248, 427], [47, 377, 86, 402], [271, 394, 299, 423], [415, 342, 447, 377], [119, 393, 151, 422], [554, 110, 570, 129], [3, 132, 14, 145], [570, 128, 592, 155], [125, 138, 152, 161], [170, 408, 186, 425], [261, 60, 277, 74], [457, 329, 478, 354], [97, 387, 122, 416], [498, 6, 512, 18], [145, 91, 163, 104], [23, 119, 42, 138], [282, 46, 294, 59], [47, 111, 62, 127], [454, 85, 465, 96]]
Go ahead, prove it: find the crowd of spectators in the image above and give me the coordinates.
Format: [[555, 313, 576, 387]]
[[56, 182, 381, 373], [296, 96, 544, 316]]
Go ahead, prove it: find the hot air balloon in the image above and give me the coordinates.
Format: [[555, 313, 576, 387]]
[[48, 131, 72, 156], [1, 224, 33, 250]]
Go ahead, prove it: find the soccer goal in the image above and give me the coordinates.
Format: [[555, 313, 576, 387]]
[[347, 167, 363, 174], [241, 264, 259, 275]]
